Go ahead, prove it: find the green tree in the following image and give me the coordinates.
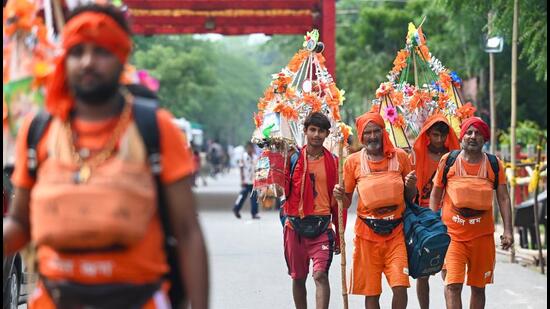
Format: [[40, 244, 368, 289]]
[[133, 36, 270, 146]]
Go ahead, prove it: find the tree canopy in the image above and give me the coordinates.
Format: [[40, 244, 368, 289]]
[[131, 0, 546, 146]]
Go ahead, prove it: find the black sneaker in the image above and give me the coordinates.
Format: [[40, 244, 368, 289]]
[[252, 215, 261, 219], [233, 209, 241, 219]]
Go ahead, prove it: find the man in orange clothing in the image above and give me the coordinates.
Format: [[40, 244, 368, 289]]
[[334, 111, 417, 309], [2, 4, 208, 308], [430, 117, 513, 309], [283, 112, 343, 309], [410, 114, 460, 309]]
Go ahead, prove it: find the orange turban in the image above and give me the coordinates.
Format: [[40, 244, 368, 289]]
[[460, 117, 490, 141], [412, 114, 460, 196], [355, 111, 395, 158], [46, 11, 132, 120]]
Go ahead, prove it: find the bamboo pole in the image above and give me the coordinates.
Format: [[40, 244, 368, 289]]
[[509, 0, 519, 263], [413, 51, 419, 87], [52, 0, 65, 32], [532, 135, 545, 274], [337, 141, 349, 309]]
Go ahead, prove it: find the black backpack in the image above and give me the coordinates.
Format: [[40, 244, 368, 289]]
[[25, 97, 186, 307], [442, 150, 500, 189]]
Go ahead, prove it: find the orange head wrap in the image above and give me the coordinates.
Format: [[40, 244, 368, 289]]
[[46, 11, 132, 120], [412, 114, 460, 195], [355, 111, 395, 158]]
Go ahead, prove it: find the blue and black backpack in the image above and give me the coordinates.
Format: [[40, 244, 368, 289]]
[[403, 200, 450, 278]]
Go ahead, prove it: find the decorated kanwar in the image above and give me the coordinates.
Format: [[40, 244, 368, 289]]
[[252, 29, 352, 309]]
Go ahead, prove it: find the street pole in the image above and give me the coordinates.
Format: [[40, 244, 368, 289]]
[[488, 12, 500, 224], [489, 12, 497, 156], [509, 0, 519, 263]]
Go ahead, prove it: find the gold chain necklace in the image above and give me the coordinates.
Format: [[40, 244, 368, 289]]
[[66, 90, 134, 184]]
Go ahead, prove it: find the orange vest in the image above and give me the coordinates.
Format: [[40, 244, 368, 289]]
[[441, 154, 496, 241], [446, 154, 493, 211], [31, 118, 168, 284], [357, 149, 405, 212]]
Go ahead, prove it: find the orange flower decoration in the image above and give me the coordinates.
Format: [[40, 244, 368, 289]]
[[390, 91, 404, 106], [263, 86, 275, 101], [285, 86, 297, 100], [417, 45, 431, 62], [393, 115, 405, 128], [437, 92, 449, 110], [303, 93, 322, 112], [439, 72, 452, 90], [331, 106, 341, 122], [274, 103, 298, 121], [391, 49, 409, 74], [456, 102, 477, 120], [257, 98, 268, 111], [288, 50, 309, 73], [3, 0, 37, 36], [409, 90, 431, 110], [254, 112, 264, 128], [338, 123, 352, 145], [370, 104, 380, 113], [273, 74, 292, 93], [376, 82, 394, 98]]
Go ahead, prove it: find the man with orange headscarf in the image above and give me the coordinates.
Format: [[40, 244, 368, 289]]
[[409, 114, 460, 309], [3, 4, 208, 308], [334, 112, 417, 309], [430, 117, 513, 309]]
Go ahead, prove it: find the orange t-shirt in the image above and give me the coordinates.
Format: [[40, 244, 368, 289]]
[[433, 153, 506, 241], [412, 155, 440, 207], [11, 108, 195, 284], [309, 157, 331, 216], [344, 148, 413, 242]]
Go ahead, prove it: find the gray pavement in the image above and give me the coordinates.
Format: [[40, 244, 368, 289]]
[[197, 169, 547, 309]]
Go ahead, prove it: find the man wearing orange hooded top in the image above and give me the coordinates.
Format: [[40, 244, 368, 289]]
[[409, 114, 460, 309], [334, 112, 417, 309], [2, 4, 208, 308], [430, 117, 513, 309]]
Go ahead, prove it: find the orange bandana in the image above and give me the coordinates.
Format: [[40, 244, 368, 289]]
[[412, 114, 460, 195], [46, 12, 132, 120], [355, 111, 395, 158]]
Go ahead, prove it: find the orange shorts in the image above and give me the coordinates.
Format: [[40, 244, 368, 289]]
[[28, 281, 172, 309], [444, 234, 495, 288], [349, 234, 410, 296]]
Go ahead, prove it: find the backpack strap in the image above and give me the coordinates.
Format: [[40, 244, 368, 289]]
[[285, 148, 301, 200], [26, 110, 52, 180], [132, 98, 186, 307], [289, 150, 300, 179], [442, 150, 461, 187], [486, 153, 500, 190]]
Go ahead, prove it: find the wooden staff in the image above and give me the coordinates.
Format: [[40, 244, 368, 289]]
[[337, 140, 349, 309]]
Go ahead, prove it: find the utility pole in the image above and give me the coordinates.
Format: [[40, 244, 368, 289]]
[[509, 0, 519, 263]]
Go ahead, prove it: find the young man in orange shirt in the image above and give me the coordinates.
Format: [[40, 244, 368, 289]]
[[334, 112, 417, 309], [430, 117, 513, 309], [283, 112, 343, 309], [410, 114, 460, 309], [2, 4, 208, 308]]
